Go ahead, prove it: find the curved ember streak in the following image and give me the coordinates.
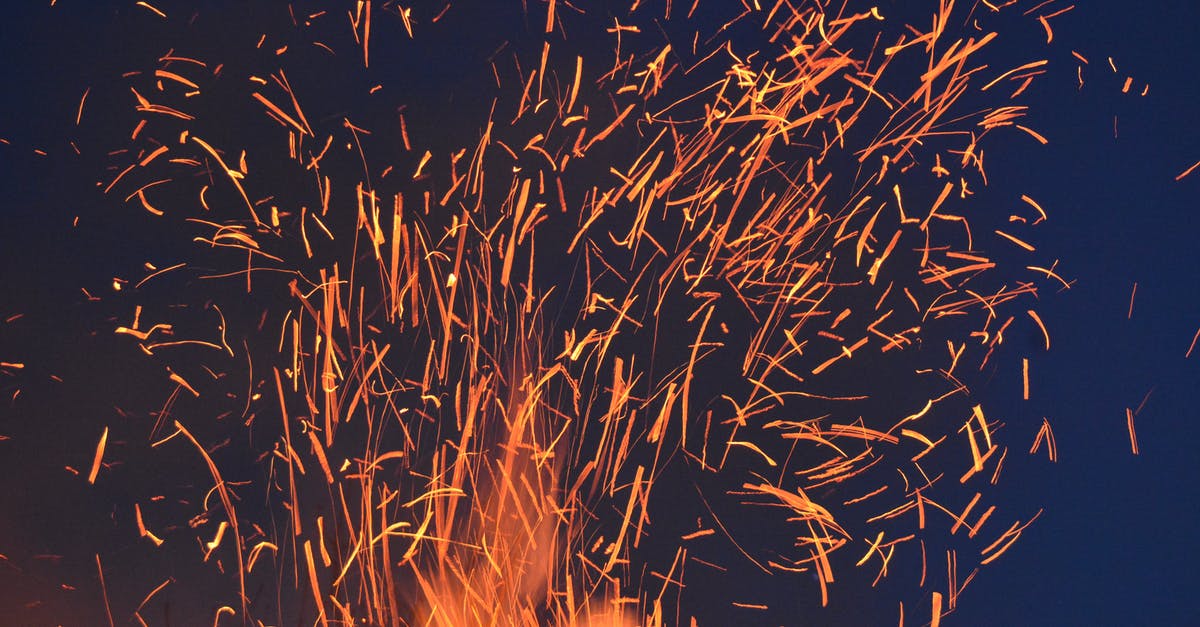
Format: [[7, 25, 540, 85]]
[[13, 0, 1092, 624]]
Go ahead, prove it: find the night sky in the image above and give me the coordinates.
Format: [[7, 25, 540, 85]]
[[2, 1, 1198, 625]]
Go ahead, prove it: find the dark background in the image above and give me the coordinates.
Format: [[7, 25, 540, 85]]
[[1, 1, 1197, 625]]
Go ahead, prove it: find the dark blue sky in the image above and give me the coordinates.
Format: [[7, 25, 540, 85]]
[[947, 2, 1200, 623], [1, 2, 1197, 625]]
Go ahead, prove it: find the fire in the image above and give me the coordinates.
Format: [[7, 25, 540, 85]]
[[2, 0, 1138, 624]]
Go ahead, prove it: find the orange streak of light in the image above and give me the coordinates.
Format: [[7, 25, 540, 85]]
[[1176, 159, 1200, 181], [87, 426, 108, 485], [1126, 408, 1139, 455], [1022, 358, 1030, 400], [135, 1, 167, 19], [96, 554, 116, 627]]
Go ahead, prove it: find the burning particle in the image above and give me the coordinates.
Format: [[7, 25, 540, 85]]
[[1022, 358, 1030, 400], [1186, 325, 1200, 358], [1029, 418, 1057, 462], [1027, 310, 1051, 350], [87, 427, 108, 485], [96, 554, 115, 627], [1176, 159, 1200, 181], [134, 503, 164, 547], [1126, 408, 1139, 455], [135, 2, 167, 20], [76, 87, 90, 125]]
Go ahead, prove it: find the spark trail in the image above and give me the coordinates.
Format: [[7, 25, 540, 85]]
[[2, 1, 1109, 625]]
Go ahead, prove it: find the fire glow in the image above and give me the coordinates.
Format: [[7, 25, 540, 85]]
[[4, 0, 1150, 624]]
